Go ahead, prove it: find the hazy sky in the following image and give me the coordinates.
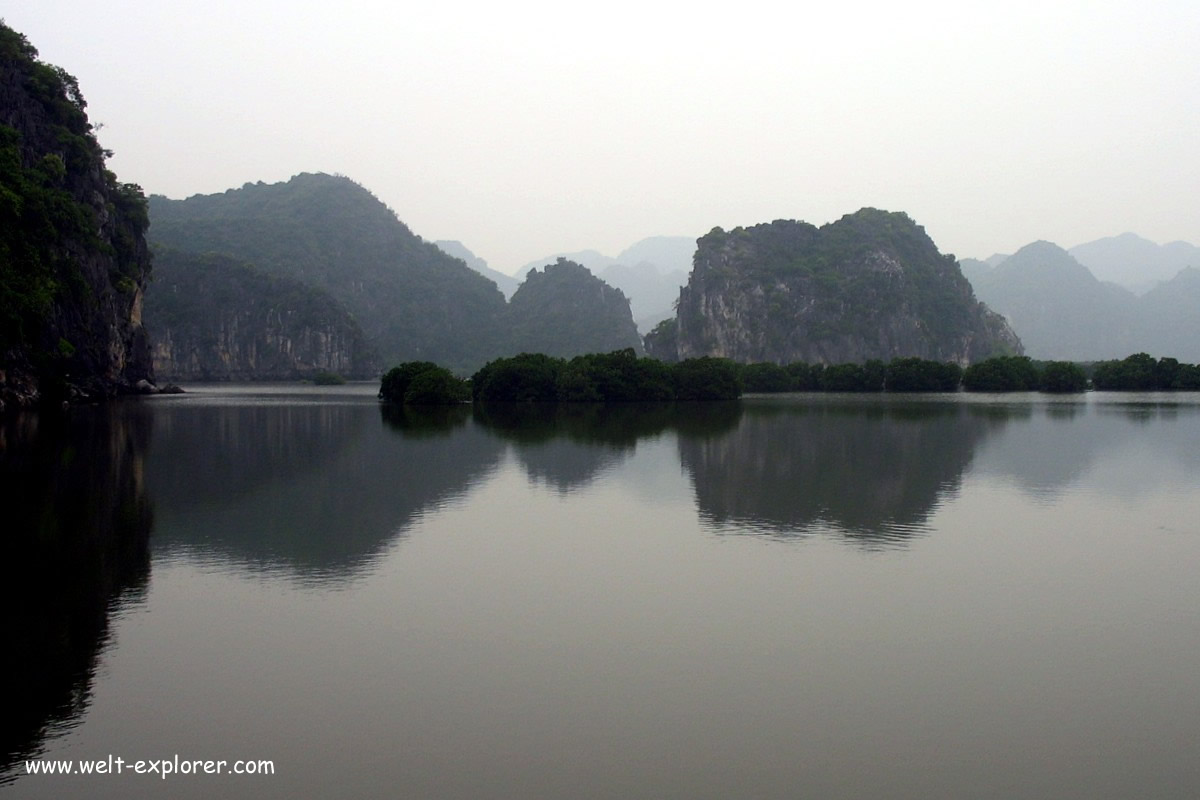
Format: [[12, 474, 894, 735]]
[[6, 1, 1197, 274]]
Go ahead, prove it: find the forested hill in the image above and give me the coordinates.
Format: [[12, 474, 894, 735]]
[[671, 209, 1021, 364], [148, 174, 644, 373], [148, 173, 508, 371], [0, 22, 154, 407], [508, 258, 644, 357]]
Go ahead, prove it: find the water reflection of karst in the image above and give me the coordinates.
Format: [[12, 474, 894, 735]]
[[145, 402, 505, 584], [474, 403, 742, 492], [679, 400, 991, 546], [0, 404, 153, 783]]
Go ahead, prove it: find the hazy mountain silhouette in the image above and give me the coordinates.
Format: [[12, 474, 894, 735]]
[[968, 240, 1200, 361], [517, 249, 617, 280], [972, 241, 1134, 360], [1069, 233, 1200, 293], [958, 257, 994, 284], [1134, 268, 1200, 360], [434, 240, 520, 298]]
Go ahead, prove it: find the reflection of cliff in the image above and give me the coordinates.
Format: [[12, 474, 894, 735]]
[[475, 403, 742, 492], [145, 401, 505, 581], [680, 399, 991, 545], [0, 405, 153, 781]]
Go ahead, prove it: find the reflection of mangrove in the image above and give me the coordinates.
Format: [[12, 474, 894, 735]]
[[379, 403, 471, 436], [474, 402, 742, 491], [146, 403, 504, 583], [0, 404, 153, 783], [680, 400, 989, 545]]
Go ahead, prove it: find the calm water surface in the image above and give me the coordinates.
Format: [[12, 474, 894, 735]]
[[3, 385, 1199, 799]]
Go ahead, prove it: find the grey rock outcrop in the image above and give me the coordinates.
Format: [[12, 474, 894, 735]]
[[144, 251, 376, 381], [672, 210, 1021, 364]]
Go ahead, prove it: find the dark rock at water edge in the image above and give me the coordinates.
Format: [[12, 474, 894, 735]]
[[0, 23, 155, 408]]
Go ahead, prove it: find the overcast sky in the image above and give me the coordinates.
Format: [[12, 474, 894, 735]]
[[6, 1, 1197, 274]]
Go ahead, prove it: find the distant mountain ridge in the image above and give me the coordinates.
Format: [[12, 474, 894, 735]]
[[1069, 233, 1200, 292], [965, 240, 1200, 361], [972, 242, 1134, 360]]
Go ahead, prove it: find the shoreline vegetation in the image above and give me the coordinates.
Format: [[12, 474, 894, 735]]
[[378, 351, 1200, 405]]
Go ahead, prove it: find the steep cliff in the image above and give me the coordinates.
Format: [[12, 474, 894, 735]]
[[144, 250, 377, 381], [674, 210, 1021, 364], [507, 258, 644, 357], [0, 23, 153, 408]]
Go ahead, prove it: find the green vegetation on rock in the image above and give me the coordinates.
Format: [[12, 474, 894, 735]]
[[507, 259, 643, 358], [643, 318, 678, 363], [148, 173, 509, 373], [148, 184, 644, 374], [0, 22, 153, 406]]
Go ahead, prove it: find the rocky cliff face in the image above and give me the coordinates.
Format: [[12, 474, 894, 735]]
[[0, 24, 154, 408], [674, 210, 1021, 364], [145, 251, 376, 381]]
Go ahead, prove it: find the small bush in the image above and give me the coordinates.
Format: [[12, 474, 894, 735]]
[[311, 371, 345, 385]]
